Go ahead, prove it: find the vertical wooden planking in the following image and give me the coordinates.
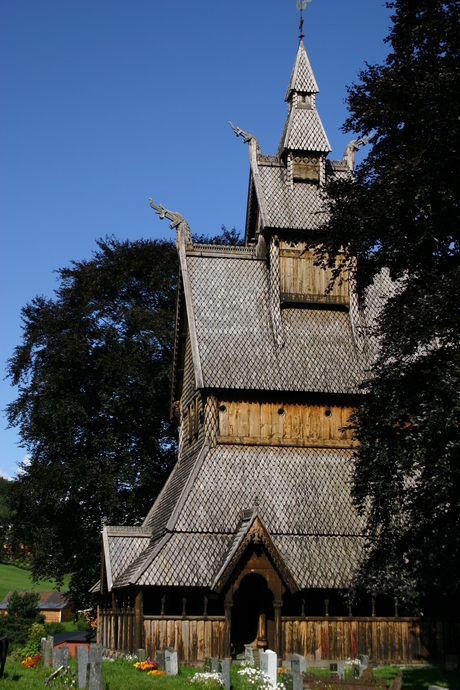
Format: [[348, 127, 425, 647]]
[[204, 621, 212, 658], [197, 620, 204, 661], [167, 620, 175, 649], [182, 620, 189, 662], [329, 620, 337, 660], [260, 403, 272, 439], [219, 404, 228, 437], [351, 620, 358, 659], [248, 403, 260, 438], [321, 621, 329, 659], [240, 401, 249, 437], [285, 621, 292, 656]]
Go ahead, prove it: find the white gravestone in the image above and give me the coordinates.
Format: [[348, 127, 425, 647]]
[[52, 646, 63, 669], [291, 654, 307, 674], [260, 649, 277, 689], [165, 649, 178, 676]]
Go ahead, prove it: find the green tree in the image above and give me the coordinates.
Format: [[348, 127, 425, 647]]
[[5, 237, 179, 608], [319, 0, 460, 612], [0, 591, 45, 647]]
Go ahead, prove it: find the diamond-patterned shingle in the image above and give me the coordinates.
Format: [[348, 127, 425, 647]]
[[285, 40, 319, 98], [278, 107, 331, 155], [186, 253, 364, 393], [175, 445, 364, 536]]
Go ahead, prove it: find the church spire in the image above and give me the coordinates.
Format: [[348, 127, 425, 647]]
[[277, 39, 331, 158]]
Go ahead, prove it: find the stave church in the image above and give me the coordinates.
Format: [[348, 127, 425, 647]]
[[95, 25, 454, 665]]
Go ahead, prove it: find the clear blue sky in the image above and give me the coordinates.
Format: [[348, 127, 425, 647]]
[[0, 0, 391, 480]]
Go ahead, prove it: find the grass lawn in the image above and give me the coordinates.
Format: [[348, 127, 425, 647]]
[[0, 660, 459, 690], [0, 562, 69, 600]]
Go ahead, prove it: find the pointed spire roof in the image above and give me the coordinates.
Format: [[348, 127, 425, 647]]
[[285, 39, 318, 100], [278, 40, 331, 156]]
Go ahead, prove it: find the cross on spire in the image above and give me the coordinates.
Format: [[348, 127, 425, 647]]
[[296, 0, 311, 41]]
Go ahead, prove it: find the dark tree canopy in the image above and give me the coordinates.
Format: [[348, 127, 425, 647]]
[[6, 237, 179, 607], [319, 0, 460, 612]]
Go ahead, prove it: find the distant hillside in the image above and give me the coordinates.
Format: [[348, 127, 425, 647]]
[[0, 562, 69, 600]]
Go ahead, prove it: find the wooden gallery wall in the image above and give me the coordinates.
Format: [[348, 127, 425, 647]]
[[142, 616, 459, 663]]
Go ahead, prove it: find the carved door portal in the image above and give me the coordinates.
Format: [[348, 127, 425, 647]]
[[231, 573, 274, 654]]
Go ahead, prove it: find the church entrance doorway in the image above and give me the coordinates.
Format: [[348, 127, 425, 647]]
[[231, 573, 274, 654]]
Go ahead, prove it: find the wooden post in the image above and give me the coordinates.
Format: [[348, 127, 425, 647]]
[[274, 600, 283, 662], [134, 588, 143, 653], [223, 600, 233, 658], [371, 598, 376, 617], [325, 599, 329, 617]]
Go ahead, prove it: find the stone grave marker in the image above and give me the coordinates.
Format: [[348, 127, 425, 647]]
[[77, 645, 89, 689], [62, 645, 69, 670], [52, 646, 63, 669], [359, 654, 369, 671], [260, 649, 277, 689], [44, 637, 53, 667], [41, 637, 46, 661], [245, 646, 254, 664], [291, 653, 307, 674], [155, 650, 163, 668], [221, 659, 230, 690], [284, 671, 303, 690], [89, 643, 103, 690], [337, 661, 346, 679], [137, 649, 146, 662], [165, 648, 178, 676], [211, 657, 219, 673]]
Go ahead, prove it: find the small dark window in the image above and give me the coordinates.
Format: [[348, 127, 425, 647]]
[[325, 410, 332, 418], [219, 405, 227, 413], [278, 408, 285, 416]]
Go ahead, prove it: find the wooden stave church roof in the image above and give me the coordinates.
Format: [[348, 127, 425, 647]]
[[100, 40, 395, 597]]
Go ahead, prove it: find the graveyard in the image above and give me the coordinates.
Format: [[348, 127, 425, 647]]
[[1, 639, 459, 690]]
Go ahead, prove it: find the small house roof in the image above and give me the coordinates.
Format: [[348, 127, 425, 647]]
[[0, 590, 69, 610]]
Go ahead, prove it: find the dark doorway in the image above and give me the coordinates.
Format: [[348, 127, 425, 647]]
[[231, 573, 274, 654]]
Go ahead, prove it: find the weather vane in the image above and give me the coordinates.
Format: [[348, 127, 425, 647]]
[[296, 0, 311, 41]]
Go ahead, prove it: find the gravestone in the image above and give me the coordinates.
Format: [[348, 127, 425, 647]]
[[221, 659, 230, 690], [44, 637, 53, 667], [337, 661, 346, 679], [41, 637, 46, 661], [291, 654, 307, 674], [0, 636, 9, 679], [165, 648, 178, 676], [137, 649, 146, 662], [245, 646, 254, 664], [204, 657, 212, 672], [89, 643, 103, 690], [284, 671, 303, 690], [155, 650, 163, 668], [260, 649, 277, 689], [359, 654, 369, 671], [62, 645, 69, 670], [446, 655, 458, 671], [77, 646, 89, 689], [52, 646, 63, 669], [211, 657, 219, 673]]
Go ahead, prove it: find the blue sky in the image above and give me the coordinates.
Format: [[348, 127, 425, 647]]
[[0, 1, 391, 480]]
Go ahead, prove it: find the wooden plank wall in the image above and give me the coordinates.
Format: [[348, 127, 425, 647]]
[[100, 610, 134, 654], [218, 401, 355, 447], [282, 618, 460, 663], [143, 617, 225, 662], [279, 247, 349, 306]]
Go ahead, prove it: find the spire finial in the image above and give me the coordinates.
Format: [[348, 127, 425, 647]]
[[296, 0, 311, 41]]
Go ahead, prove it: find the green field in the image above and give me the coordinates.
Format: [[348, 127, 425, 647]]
[[0, 562, 69, 600]]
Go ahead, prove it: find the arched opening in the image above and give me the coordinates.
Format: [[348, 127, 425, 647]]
[[231, 573, 274, 655]]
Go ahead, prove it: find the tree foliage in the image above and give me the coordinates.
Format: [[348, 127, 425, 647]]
[[319, 0, 460, 612], [5, 237, 179, 607], [0, 591, 45, 647]]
